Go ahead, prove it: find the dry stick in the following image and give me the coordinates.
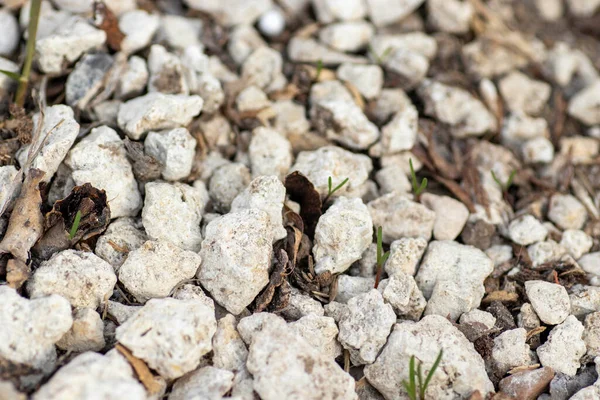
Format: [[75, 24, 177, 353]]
[[15, 0, 42, 107]]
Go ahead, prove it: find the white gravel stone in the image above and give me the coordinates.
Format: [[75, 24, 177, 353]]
[[290, 145, 373, 196], [518, 303, 541, 331], [236, 85, 271, 112], [385, 237, 428, 277], [584, 312, 600, 357], [228, 25, 266, 65], [502, 113, 549, 149], [281, 288, 325, 321], [383, 48, 430, 87], [368, 193, 436, 243], [460, 309, 497, 330], [492, 328, 532, 375], [117, 92, 203, 140], [336, 275, 376, 303], [56, 308, 105, 353], [17, 105, 79, 183], [485, 244, 513, 267], [212, 314, 248, 372], [570, 285, 600, 319], [313, 196, 373, 275], [119, 10, 160, 54], [258, 7, 286, 37], [52, 0, 93, 12], [364, 315, 494, 398], [248, 127, 293, 180], [312, 0, 367, 22], [198, 209, 273, 315], [525, 280, 571, 325], [337, 63, 383, 100], [169, 366, 234, 400], [0, 165, 19, 209], [118, 240, 202, 303], [209, 163, 252, 213], [272, 100, 310, 137], [107, 301, 141, 325], [559, 136, 599, 164], [144, 128, 196, 181], [288, 36, 367, 65], [568, 81, 600, 126], [579, 252, 600, 280], [95, 218, 147, 268], [116, 297, 216, 380], [527, 240, 567, 267], [241, 46, 286, 92], [194, 74, 225, 115], [419, 79, 497, 138], [499, 71, 551, 116], [548, 193, 588, 230], [0, 10, 19, 55], [32, 350, 146, 400], [537, 315, 586, 376], [240, 313, 357, 400], [375, 104, 419, 157], [65, 53, 113, 109], [0, 57, 18, 104], [312, 100, 379, 150], [142, 182, 204, 251], [561, 229, 593, 260], [147, 44, 188, 95], [230, 175, 287, 242], [416, 241, 493, 321], [159, 15, 202, 50], [421, 193, 469, 241], [319, 21, 374, 52], [338, 289, 396, 365], [523, 137, 555, 164], [0, 287, 72, 371], [35, 17, 106, 74], [375, 166, 412, 195], [427, 0, 474, 34], [65, 126, 141, 218], [289, 315, 342, 360], [366, 0, 425, 26], [28, 250, 116, 309], [378, 272, 427, 321], [507, 214, 548, 246], [567, 0, 600, 16], [184, 0, 272, 26]]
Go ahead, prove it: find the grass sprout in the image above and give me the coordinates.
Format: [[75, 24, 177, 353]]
[[491, 169, 516, 192], [323, 176, 349, 204], [402, 350, 443, 400], [409, 159, 427, 197], [69, 210, 82, 240]]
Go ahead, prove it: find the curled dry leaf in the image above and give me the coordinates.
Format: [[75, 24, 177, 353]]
[[284, 171, 322, 238], [0, 168, 45, 262], [115, 344, 163, 396], [32, 183, 110, 260], [94, 1, 125, 52], [253, 249, 292, 313]]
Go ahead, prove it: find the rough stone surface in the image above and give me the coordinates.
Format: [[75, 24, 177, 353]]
[[119, 10, 160, 54], [184, 0, 272, 27], [499, 71, 551, 116], [248, 127, 293, 180], [336, 275, 376, 304], [65, 53, 113, 108], [498, 367, 555, 400], [385, 237, 428, 277], [142, 182, 205, 252], [365, 0, 425, 27], [198, 209, 273, 315], [313, 197, 373, 275], [507, 214, 548, 246], [337, 63, 383, 100], [117, 92, 203, 140], [0, 287, 72, 371], [492, 328, 533, 375], [118, 240, 202, 303], [116, 298, 217, 380], [240, 313, 357, 400], [364, 315, 494, 399], [65, 126, 142, 218], [28, 250, 116, 309], [144, 128, 197, 181], [281, 287, 325, 320], [95, 218, 147, 268], [32, 351, 146, 400], [527, 240, 567, 267], [421, 193, 469, 241], [289, 315, 342, 360], [212, 314, 248, 373], [416, 241, 493, 321], [368, 193, 436, 243], [56, 308, 105, 353], [584, 312, 600, 357], [209, 163, 251, 213], [568, 81, 600, 126], [570, 285, 600, 320], [117, 55, 149, 99], [548, 194, 588, 230], [319, 21, 375, 52], [338, 290, 396, 365], [460, 309, 497, 330], [537, 315, 586, 376], [0, 10, 19, 56], [169, 366, 234, 400], [378, 272, 427, 321], [525, 280, 571, 325], [427, 0, 473, 34], [241, 47, 286, 92]]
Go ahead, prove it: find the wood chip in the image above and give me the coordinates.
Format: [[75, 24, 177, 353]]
[[115, 344, 163, 396]]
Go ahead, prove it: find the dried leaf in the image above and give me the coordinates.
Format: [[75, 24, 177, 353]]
[[0, 169, 45, 262], [115, 344, 163, 395], [6, 258, 30, 289], [481, 290, 519, 304], [284, 172, 322, 238], [124, 138, 163, 182], [94, 2, 125, 52], [253, 249, 291, 313]]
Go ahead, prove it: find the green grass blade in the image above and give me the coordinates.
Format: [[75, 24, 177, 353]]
[[402, 381, 416, 400], [332, 178, 349, 194], [15, 0, 41, 107], [0, 69, 20, 81], [422, 350, 443, 396], [506, 169, 517, 188], [376, 226, 383, 265], [328, 176, 333, 195], [69, 210, 82, 240], [409, 355, 416, 395], [417, 361, 424, 400]]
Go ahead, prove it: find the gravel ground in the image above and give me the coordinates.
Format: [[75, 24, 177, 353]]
[[1, 0, 600, 399]]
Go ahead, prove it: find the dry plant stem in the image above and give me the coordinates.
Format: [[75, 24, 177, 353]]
[[15, 0, 42, 107]]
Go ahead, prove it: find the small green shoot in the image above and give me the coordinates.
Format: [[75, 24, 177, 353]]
[[0, 0, 41, 107], [402, 350, 443, 400], [69, 210, 82, 240], [368, 45, 393, 64], [409, 159, 427, 197], [315, 59, 323, 81], [373, 226, 390, 289], [491, 169, 516, 193], [323, 176, 349, 204]]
